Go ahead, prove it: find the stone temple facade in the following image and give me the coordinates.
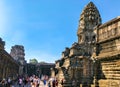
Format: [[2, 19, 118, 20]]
[[10, 45, 26, 75], [0, 38, 19, 80], [51, 2, 120, 87], [26, 62, 55, 77]]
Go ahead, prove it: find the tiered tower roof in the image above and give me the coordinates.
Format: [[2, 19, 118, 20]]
[[77, 2, 102, 36]]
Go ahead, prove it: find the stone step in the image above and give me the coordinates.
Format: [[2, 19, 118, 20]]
[[98, 79, 120, 87], [101, 62, 117, 65], [102, 66, 120, 70], [103, 71, 120, 74], [105, 75, 120, 79], [101, 63, 120, 69], [102, 65, 118, 68], [102, 71, 120, 80], [103, 73, 120, 76]]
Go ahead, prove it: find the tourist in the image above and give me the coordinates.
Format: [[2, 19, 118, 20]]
[[72, 80, 76, 87], [7, 77, 11, 87], [52, 80, 55, 87], [48, 81, 51, 87], [43, 79, 46, 86], [18, 77, 23, 87], [55, 80, 58, 87], [61, 79, 64, 87], [0, 78, 7, 87]]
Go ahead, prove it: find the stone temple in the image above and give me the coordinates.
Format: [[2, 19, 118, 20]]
[[10, 45, 26, 75], [0, 38, 19, 80], [51, 2, 120, 87]]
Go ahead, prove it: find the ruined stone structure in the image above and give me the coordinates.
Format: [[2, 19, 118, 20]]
[[0, 38, 19, 80], [93, 17, 120, 87], [52, 2, 120, 87], [10, 45, 26, 75], [26, 63, 55, 77]]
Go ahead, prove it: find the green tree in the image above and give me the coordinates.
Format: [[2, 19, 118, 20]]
[[29, 58, 38, 64]]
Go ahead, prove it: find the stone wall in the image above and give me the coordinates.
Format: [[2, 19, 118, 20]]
[[0, 38, 19, 80], [93, 17, 120, 87]]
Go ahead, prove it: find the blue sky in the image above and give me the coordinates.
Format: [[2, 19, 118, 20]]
[[0, 0, 120, 63]]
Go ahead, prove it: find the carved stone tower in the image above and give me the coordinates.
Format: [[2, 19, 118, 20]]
[[10, 45, 26, 75], [53, 1, 120, 87], [77, 2, 102, 56]]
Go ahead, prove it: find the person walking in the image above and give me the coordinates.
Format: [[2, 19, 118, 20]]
[[72, 80, 76, 87], [18, 78, 23, 87], [52, 80, 55, 87]]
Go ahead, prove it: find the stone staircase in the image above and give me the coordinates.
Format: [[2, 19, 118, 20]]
[[101, 61, 120, 80], [97, 61, 120, 87]]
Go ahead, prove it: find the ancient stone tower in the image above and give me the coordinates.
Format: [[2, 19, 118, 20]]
[[52, 1, 120, 87], [10, 45, 25, 61], [10, 45, 26, 75], [77, 2, 101, 56]]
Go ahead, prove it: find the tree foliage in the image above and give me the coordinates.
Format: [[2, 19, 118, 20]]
[[29, 58, 38, 64]]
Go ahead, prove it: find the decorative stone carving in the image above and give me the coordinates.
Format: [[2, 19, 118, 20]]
[[53, 2, 120, 87], [62, 47, 70, 58], [77, 2, 101, 44], [10, 45, 25, 61], [10, 45, 26, 75]]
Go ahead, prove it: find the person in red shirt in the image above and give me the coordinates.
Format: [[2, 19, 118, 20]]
[[55, 80, 58, 87], [52, 80, 55, 87]]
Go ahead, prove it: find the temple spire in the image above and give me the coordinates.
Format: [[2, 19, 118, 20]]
[[77, 2, 102, 44]]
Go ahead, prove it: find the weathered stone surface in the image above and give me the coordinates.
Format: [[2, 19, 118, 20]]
[[52, 1, 120, 87], [10, 45, 26, 75], [0, 38, 19, 80]]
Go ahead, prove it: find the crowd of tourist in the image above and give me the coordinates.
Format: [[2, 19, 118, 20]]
[[0, 75, 59, 87]]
